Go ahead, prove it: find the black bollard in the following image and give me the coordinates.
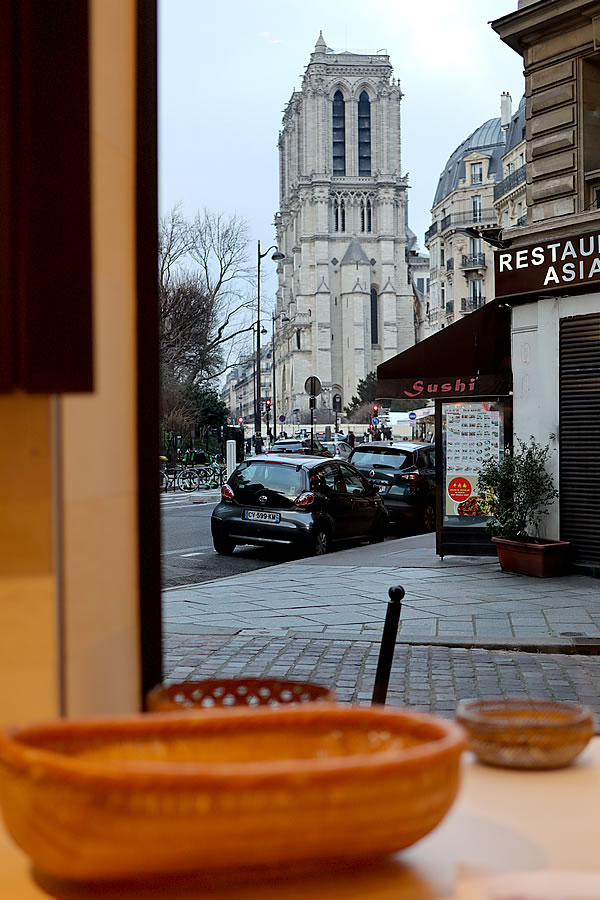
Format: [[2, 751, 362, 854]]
[[371, 585, 405, 705]]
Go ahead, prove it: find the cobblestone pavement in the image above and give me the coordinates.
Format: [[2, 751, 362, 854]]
[[163, 631, 600, 722]]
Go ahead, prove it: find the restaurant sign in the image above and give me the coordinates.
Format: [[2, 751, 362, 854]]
[[390, 374, 510, 400], [495, 230, 600, 300]]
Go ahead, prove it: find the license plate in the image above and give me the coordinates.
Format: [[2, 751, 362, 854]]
[[243, 510, 281, 523]]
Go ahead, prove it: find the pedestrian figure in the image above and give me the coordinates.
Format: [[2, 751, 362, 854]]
[[347, 430, 355, 448]]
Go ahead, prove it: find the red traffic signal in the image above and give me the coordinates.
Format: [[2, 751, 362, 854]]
[[266, 398, 272, 407], [372, 404, 379, 414]]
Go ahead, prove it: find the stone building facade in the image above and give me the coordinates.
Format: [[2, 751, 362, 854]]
[[273, 34, 418, 424], [422, 94, 526, 340], [492, 0, 600, 574]]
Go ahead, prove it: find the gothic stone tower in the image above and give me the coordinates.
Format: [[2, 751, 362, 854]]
[[274, 32, 414, 424]]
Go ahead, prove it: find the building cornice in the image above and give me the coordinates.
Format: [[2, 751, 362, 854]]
[[492, 0, 600, 55]]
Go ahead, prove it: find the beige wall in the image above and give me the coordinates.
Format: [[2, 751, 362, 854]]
[[0, 0, 142, 726]]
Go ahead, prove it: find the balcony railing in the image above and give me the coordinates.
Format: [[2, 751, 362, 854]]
[[460, 297, 485, 312], [446, 257, 454, 272], [425, 221, 438, 242], [494, 164, 526, 201], [461, 253, 486, 268], [439, 209, 497, 231], [445, 299, 454, 314], [516, 214, 527, 226]]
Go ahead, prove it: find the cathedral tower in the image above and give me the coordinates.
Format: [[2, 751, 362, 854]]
[[273, 33, 415, 423]]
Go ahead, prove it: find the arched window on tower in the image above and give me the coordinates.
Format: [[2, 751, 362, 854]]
[[333, 198, 339, 232], [358, 91, 371, 176], [332, 90, 345, 176], [370, 287, 378, 344], [366, 198, 372, 232], [360, 198, 365, 233], [340, 199, 346, 233]]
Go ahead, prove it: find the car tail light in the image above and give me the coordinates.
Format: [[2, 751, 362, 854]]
[[221, 483, 234, 501], [399, 472, 423, 483], [295, 491, 315, 508]]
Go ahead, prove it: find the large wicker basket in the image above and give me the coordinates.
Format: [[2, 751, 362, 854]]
[[0, 704, 465, 881], [147, 678, 335, 711]]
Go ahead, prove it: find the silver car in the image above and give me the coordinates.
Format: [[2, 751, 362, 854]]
[[323, 441, 352, 460]]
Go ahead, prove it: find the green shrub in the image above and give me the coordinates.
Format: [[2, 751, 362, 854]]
[[477, 437, 558, 542]]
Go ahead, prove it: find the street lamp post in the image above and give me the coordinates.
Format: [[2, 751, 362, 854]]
[[255, 240, 285, 454], [271, 310, 289, 441]]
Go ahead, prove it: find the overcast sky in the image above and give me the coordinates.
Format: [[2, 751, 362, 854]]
[[159, 0, 525, 304]]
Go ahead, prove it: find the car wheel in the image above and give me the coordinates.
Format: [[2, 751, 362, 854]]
[[213, 536, 237, 555], [312, 527, 330, 556], [421, 500, 435, 533]]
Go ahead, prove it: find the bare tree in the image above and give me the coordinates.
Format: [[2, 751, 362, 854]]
[[159, 206, 254, 385]]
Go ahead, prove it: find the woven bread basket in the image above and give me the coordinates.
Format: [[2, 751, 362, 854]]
[[0, 704, 464, 881], [147, 678, 335, 711]]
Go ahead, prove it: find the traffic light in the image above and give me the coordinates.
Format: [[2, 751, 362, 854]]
[[266, 398, 272, 408], [372, 404, 379, 414]]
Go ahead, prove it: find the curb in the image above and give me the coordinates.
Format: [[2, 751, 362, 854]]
[[163, 623, 600, 655]]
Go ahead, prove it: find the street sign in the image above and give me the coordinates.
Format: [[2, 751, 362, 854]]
[[279, 414, 286, 423], [408, 411, 417, 421], [371, 417, 380, 426], [304, 375, 322, 397], [237, 416, 244, 424]]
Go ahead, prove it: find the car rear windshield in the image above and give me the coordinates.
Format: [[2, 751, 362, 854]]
[[231, 462, 307, 496], [350, 447, 412, 469]]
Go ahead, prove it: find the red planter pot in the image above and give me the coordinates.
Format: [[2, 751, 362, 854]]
[[491, 537, 571, 577]]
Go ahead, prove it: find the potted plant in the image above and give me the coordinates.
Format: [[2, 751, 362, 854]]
[[477, 437, 570, 577]]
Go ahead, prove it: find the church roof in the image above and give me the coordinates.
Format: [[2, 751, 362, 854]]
[[341, 237, 371, 266]]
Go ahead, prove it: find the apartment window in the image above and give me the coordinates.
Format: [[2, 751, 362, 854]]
[[470, 236, 482, 256], [332, 91, 345, 175], [440, 243, 445, 266], [471, 195, 482, 223], [358, 91, 371, 176], [370, 287, 378, 344], [470, 279, 483, 305], [471, 162, 483, 184], [440, 282, 446, 308], [417, 277, 424, 293]]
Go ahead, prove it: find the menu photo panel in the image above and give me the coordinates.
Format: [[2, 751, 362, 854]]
[[442, 400, 506, 525]]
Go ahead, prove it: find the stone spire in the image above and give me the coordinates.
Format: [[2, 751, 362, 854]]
[[314, 31, 328, 52]]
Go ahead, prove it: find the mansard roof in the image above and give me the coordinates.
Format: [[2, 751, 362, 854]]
[[433, 117, 505, 207], [341, 236, 371, 266]]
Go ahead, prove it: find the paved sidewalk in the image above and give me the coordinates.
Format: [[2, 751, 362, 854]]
[[163, 532, 600, 651]]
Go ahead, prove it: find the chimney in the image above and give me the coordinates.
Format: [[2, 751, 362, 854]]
[[500, 92, 512, 137]]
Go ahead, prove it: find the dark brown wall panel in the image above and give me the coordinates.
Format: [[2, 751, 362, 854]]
[[0, 0, 16, 390], [1, 0, 93, 393]]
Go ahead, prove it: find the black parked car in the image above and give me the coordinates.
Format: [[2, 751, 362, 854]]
[[211, 455, 388, 556], [268, 437, 332, 457], [348, 441, 436, 531]]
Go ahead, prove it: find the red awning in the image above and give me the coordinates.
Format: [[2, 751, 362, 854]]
[[377, 301, 512, 401]]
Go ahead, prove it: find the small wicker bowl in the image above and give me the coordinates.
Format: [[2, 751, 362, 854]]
[[456, 698, 595, 770], [0, 704, 465, 881], [147, 678, 335, 711]]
